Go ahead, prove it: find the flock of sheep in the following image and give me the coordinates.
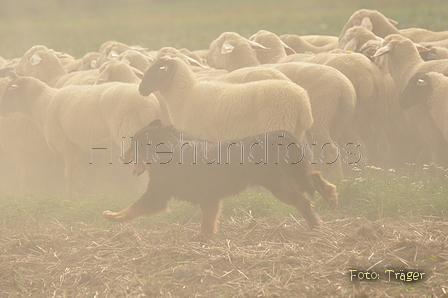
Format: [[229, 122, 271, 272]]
[[0, 8, 447, 197]]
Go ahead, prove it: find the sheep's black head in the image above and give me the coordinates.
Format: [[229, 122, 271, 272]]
[[0, 77, 23, 117], [400, 72, 432, 110], [139, 57, 174, 96], [0, 76, 45, 117]]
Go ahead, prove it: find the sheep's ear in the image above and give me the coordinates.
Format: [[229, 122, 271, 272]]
[[415, 43, 431, 53], [132, 67, 144, 79], [0, 67, 18, 79], [361, 16, 373, 31], [281, 41, 296, 55], [30, 53, 42, 65], [372, 44, 391, 57], [343, 38, 358, 52], [55, 51, 74, 59], [147, 119, 162, 128], [387, 18, 399, 26], [221, 43, 235, 54], [247, 40, 269, 50], [108, 51, 119, 59], [184, 55, 210, 69]]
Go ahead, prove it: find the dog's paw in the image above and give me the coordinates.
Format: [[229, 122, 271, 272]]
[[103, 210, 120, 222]]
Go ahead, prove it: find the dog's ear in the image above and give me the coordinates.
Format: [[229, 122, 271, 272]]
[[147, 119, 162, 128]]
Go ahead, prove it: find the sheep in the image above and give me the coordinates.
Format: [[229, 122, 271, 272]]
[[200, 31, 357, 176], [249, 30, 389, 167], [295, 35, 339, 46], [270, 62, 356, 177], [155, 47, 209, 71], [279, 33, 337, 53], [0, 72, 64, 193], [93, 59, 172, 127], [179, 48, 206, 65], [373, 34, 448, 167], [116, 50, 154, 73], [339, 9, 448, 42], [8, 45, 99, 88], [95, 59, 143, 85], [96, 41, 149, 68], [104, 120, 338, 236], [64, 52, 100, 72], [12, 45, 67, 87], [337, 26, 383, 52], [206, 31, 267, 71], [0, 111, 64, 193], [400, 72, 448, 143], [139, 56, 312, 145], [195, 66, 291, 84], [0, 76, 162, 193]]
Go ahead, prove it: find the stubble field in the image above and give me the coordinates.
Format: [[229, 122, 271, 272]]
[[1, 0, 448, 297]]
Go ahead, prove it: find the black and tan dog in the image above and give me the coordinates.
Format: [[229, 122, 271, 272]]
[[104, 120, 338, 236]]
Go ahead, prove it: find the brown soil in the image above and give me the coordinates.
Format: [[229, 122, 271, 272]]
[[1, 214, 447, 297]]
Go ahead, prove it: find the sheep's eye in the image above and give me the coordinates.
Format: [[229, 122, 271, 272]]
[[8, 84, 19, 91], [158, 65, 169, 78], [416, 79, 427, 86]]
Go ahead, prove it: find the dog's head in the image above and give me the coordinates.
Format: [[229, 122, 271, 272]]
[[121, 119, 176, 176]]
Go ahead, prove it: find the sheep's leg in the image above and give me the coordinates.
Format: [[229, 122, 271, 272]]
[[310, 172, 338, 210], [103, 189, 170, 223], [198, 199, 222, 236], [267, 183, 322, 229]]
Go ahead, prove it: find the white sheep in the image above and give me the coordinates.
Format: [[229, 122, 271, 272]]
[[249, 30, 389, 167], [95, 59, 143, 85], [10, 45, 99, 88], [64, 52, 100, 72], [156, 47, 209, 71], [339, 9, 448, 43], [292, 35, 339, 46], [373, 34, 448, 167], [270, 62, 356, 177], [337, 26, 383, 52], [400, 72, 448, 144], [206, 31, 267, 71], [139, 56, 313, 144], [96, 41, 149, 68], [279, 33, 337, 54], [116, 49, 154, 73], [0, 76, 162, 193]]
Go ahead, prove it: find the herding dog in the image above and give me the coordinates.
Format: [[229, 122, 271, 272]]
[[103, 120, 338, 236]]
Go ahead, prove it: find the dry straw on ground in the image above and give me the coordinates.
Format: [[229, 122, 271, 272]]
[[1, 211, 447, 297]]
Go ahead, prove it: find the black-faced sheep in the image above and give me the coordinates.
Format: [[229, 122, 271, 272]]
[[139, 57, 313, 144], [401, 72, 448, 144]]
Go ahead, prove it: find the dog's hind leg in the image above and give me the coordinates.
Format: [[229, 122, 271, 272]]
[[198, 199, 222, 236], [310, 172, 338, 210], [104, 189, 170, 223]]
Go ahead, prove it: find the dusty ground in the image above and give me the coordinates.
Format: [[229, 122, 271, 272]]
[[1, 213, 447, 298]]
